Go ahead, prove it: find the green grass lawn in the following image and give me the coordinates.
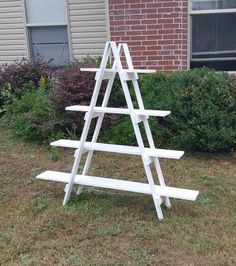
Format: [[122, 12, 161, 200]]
[[0, 130, 236, 265]]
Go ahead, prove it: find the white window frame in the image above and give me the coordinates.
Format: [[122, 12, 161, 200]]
[[22, 0, 72, 63], [188, 0, 236, 71]]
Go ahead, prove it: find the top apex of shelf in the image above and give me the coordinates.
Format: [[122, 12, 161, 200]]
[[80, 68, 156, 74]]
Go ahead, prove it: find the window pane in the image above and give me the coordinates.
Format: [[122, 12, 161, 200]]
[[191, 13, 236, 70], [192, 0, 236, 10], [30, 26, 70, 66], [25, 0, 67, 24]]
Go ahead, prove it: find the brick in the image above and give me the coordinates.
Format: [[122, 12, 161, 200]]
[[109, 0, 188, 72], [141, 19, 157, 24], [142, 30, 157, 35], [147, 56, 163, 61], [130, 14, 146, 20], [164, 12, 180, 18], [125, 20, 141, 25], [142, 8, 158, 13], [163, 34, 178, 39], [141, 0, 155, 3], [129, 30, 142, 35], [131, 35, 147, 41], [115, 26, 130, 31], [127, 41, 142, 46], [130, 4, 145, 8], [158, 40, 174, 45], [125, 9, 141, 15], [142, 40, 157, 45], [146, 3, 163, 8], [158, 29, 174, 34], [147, 14, 163, 19], [163, 23, 179, 29], [158, 8, 174, 13], [148, 24, 163, 30], [125, 0, 141, 3], [112, 31, 126, 37], [110, 20, 124, 26], [148, 45, 162, 50], [143, 50, 157, 56], [130, 51, 142, 56], [159, 61, 173, 66], [115, 4, 129, 9], [158, 18, 174, 24], [131, 25, 147, 30], [132, 56, 146, 61], [163, 56, 177, 60], [163, 2, 178, 8]]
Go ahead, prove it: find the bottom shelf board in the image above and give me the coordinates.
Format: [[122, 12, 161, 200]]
[[36, 171, 199, 201]]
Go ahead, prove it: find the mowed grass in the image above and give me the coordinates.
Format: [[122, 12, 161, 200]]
[[0, 129, 236, 266]]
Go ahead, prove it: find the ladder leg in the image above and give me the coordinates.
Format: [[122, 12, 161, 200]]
[[143, 119, 171, 208], [153, 158, 171, 208], [63, 149, 83, 205], [111, 42, 164, 220], [76, 44, 123, 195], [76, 72, 116, 195], [122, 43, 171, 208], [133, 79, 171, 208], [63, 42, 111, 205], [143, 161, 164, 220]]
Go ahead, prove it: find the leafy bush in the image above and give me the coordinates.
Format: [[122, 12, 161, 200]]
[[3, 84, 63, 143], [52, 62, 120, 132], [1, 58, 121, 142], [0, 59, 51, 111], [101, 68, 236, 152]]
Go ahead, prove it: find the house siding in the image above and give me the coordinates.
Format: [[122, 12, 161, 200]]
[[0, 0, 27, 64], [68, 0, 109, 59], [109, 0, 188, 72]]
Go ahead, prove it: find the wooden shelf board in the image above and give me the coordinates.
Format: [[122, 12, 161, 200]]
[[80, 68, 156, 74], [36, 170, 199, 201], [65, 105, 171, 117], [51, 139, 184, 159]]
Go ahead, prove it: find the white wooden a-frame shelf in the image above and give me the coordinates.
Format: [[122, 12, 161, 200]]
[[36, 42, 199, 221]]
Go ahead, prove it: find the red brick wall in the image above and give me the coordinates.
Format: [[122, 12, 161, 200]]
[[108, 0, 188, 72]]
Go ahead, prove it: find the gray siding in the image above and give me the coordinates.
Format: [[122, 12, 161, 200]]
[[0, 0, 27, 64], [68, 0, 109, 59]]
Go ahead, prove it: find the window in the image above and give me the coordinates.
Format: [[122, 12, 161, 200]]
[[25, 0, 70, 66], [190, 0, 236, 71]]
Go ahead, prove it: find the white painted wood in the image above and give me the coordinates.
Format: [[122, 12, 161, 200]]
[[51, 140, 184, 159], [36, 171, 199, 201], [62, 42, 111, 205], [122, 43, 171, 208], [66, 106, 171, 117], [76, 43, 123, 195], [109, 42, 164, 219], [81, 68, 156, 74], [36, 41, 199, 221]]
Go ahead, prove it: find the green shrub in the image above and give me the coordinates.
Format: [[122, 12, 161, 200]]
[[3, 84, 63, 143], [0, 59, 51, 112], [101, 68, 236, 152], [1, 57, 121, 143]]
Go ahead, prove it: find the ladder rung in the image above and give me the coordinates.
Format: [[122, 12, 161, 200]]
[[66, 105, 171, 117], [50, 139, 184, 159], [80, 68, 156, 74], [36, 171, 199, 201]]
